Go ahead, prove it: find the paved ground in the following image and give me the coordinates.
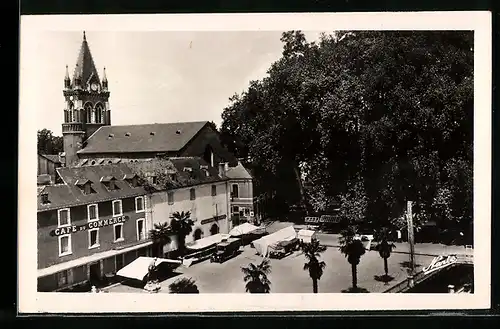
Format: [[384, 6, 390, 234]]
[[104, 222, 472, 294]]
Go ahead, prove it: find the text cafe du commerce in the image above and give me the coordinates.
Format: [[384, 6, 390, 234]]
[[50, 215, 129, 237]]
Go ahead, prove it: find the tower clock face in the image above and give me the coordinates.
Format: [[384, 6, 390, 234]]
[[91, 82, 99, 91]]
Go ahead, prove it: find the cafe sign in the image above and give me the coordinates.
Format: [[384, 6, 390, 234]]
[[200, 214, 227, 225], [50, 216, 130, 237], [422, 254, 458, 275]]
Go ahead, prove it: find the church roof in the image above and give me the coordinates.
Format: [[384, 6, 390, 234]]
[[77, 121, 209, 154], [72, 31, 101, 88]]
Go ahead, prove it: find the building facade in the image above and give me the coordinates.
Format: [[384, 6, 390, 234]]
[[128, 157, 231, 254], [37, 164, 152, 292], [224, 162, 255, 225]]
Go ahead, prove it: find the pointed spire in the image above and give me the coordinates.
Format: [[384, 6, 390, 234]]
[[64, 64, 71, 89], [71, 31, 100, 87], [102, 67, 107, 82]]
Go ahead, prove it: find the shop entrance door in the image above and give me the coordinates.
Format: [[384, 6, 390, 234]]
[[89, 262, 101, 285]]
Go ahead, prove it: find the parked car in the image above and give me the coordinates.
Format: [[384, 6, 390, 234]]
[[210, 238, 241, 263], [269, 238, 300, 259]]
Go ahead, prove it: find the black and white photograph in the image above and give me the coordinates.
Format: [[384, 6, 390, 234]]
[[19, 12, 491, 312]]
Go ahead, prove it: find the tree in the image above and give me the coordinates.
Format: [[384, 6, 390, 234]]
[[241, 259, 272, 293], [339, 226, 366, 290], [37, 129, 63, 154], [149, 222, 172, 257], [302, 239, 327, 293], [169, 211, 194, 256], [221, 31, 473, 241], [169, 277, 199, 294], [373, 227, 396, 278]]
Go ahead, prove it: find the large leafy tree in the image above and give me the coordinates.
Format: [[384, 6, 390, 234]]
[[302, 239, 327, 293], [37, 129, 63, 154], [221, 30, 473, 242], [241, 259, 272, 293]]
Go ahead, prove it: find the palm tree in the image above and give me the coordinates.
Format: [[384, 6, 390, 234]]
[[302, 239, 327, 293], [241, 259, 272, 293], [168, 277, 199, 293], [339, 226, 366, 290], [169, 211, 194, 256], [149, 222, 172, 257], [374, 227, 396, 278]]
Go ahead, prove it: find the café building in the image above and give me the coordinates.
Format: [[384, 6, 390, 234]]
[[37, 164, 153, 292]]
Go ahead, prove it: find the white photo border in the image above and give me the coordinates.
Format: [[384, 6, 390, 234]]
[[19, 11, 491, 313]]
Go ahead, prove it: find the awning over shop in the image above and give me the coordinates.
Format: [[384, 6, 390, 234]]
[[185, 233, 231, 251], [37, 241, 153, 278], [229, 223, 259, 236], [116, 256, 182, 281], [305, 215, 341, 224]]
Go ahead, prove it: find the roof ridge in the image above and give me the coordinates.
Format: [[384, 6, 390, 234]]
[[95, 121, 208, 128]]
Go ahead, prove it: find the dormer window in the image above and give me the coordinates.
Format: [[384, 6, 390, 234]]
[[75, 179, 93, 195], [183, 167, 192, 173], [108, 133, 114, 138], [125, 132, 131, 137], [41, 192, 49, 204], [176, 130, 182, 134], [123, 173, 139, 187], [150, 131, 156, 136], [101, 176, 118, 190]]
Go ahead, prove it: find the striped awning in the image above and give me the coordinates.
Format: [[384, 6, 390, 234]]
[[305, 216, 320, 224]]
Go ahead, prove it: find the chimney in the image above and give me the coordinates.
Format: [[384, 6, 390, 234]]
[[218, 163, 226, 178], [447, 285, 455, 294]]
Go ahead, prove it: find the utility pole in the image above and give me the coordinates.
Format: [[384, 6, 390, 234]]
[[407, 201, 416, 286]]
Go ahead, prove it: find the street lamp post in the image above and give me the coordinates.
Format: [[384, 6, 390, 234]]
[[406, 200, 416, 286]]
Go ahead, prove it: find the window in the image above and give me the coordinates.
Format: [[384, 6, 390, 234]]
[[190, 188, 196, 200], [167, 192, 174, 205], [87, 204, 98, 221], [232, 184, 239, 198], [114, 224, 124, 242], [137, 219, 146, 241], [211, 185, 217, 196], [232, 206, 239, 214], [88, 229, 99, 249], [58, 208, 71, 227], [112, 200, 122, 217], [245, 208, 250, 216], [135, 196, 145, 213], [59, 235, 72, 256]]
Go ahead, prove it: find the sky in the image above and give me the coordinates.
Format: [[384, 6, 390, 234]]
[[22, 30, 324, 136]]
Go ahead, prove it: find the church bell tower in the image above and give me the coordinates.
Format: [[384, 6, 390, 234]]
[[62, 31, 111, 166]]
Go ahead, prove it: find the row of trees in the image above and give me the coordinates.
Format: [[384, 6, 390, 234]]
[[241, 227, 396, 294], [220, 30, 473, 241], [148, 213, 397, 293]]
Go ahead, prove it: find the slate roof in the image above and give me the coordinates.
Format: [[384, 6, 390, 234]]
[[225, 162, 253, 180], [77, 121, 209, 154], [39, 154, 62, 164], [38, 164, 148, 212], [126, 157, 227, 191]]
